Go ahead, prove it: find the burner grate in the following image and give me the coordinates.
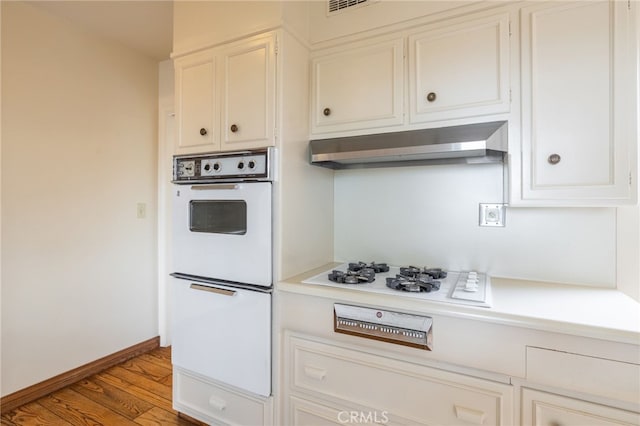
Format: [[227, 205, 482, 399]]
[[348, 261, 390, 273], [386, 265, 444, 293], [328, 269, 375, 284], [328, 261, 390, 285]]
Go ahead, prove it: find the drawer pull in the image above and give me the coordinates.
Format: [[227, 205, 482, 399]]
[[303, 365, 326, 381], [190, 284, 236, 296], [208, 395, 227, 411], [454, 405, 486, 424]]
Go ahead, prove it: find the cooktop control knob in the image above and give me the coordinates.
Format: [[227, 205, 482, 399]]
[[213, 162, 221, 171], [464, 271, 479, 292], [238, 161, 245, 170], [248, 160, 256, 169]]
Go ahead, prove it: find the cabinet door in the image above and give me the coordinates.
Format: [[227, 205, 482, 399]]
[[221, 33, 276, 151], [311, 37, 404, 135], [408, 12, 510, 124], [518, 1, 637, 205], [521, 388, 639, 426], [174, 50, 219, 154]]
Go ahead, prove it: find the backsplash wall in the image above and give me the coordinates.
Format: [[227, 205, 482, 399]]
[[334, 164, 616, 287]]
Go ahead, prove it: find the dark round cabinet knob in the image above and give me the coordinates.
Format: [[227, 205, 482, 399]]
[[426, 92, 437, 102], [548, 153, 562, 165], [323, 108, 331, 116], [199, 128, 207, 136], [230, 124, 238, 133]]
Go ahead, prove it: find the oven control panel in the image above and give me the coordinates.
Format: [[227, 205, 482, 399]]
[[334, 304, 433, 351], [173, 148, 273, 183]]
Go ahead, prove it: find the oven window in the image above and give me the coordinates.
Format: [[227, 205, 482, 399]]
[[189, 200, 247, 235]]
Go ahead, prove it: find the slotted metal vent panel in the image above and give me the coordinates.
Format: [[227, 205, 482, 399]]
[[328, 0, 369, 13]]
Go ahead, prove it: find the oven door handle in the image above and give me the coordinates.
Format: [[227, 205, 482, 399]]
[[191, 184, 239, 191], [190, 283, 237, 296]]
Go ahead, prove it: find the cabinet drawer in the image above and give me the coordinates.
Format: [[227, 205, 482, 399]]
[[289, 336, 512, 425], [521, 388, 640, 426], [526, 347, 640, 404], [289, 396, 415, 426], [174, 368, 272, 425]]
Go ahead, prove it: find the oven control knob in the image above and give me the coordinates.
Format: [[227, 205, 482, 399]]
[[213, 162, 221, 171], [238, 161, 245, 170], [248, 160, 256, 169], [203, 163, 211, 172]]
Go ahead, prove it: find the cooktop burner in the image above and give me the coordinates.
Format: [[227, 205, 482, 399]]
[[304, 262, 492, 307], [386, 274, 441, 293], [328, 269, 375, 284], [385, 266, 447, 293], [399, 266, 447, 280], [348, 261, 390, 273], [328, 261, 390, 284]]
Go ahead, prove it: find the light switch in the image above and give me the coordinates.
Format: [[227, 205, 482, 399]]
[[137, 203, 146, 219]]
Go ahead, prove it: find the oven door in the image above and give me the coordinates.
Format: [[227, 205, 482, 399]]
[[173, 182, 271, 287], [171, 276, 271, 397]]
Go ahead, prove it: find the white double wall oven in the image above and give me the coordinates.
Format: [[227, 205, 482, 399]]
[[170, 148, 274, 398]]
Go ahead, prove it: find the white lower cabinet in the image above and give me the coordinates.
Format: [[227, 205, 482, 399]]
[[174, 367, 273, 425], [289, 396, 415, 426], [521, 388, 640, 426], [283, 334, 513, 425], [520, 346, 640, 426]]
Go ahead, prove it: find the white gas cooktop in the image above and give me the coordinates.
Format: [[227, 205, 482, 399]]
[[303, 263, 492, 308]]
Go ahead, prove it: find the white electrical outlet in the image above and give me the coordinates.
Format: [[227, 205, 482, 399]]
[[479, 203, 506, 227]]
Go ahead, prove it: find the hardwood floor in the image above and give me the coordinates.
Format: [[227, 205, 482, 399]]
[[1, 347, 204, 426]]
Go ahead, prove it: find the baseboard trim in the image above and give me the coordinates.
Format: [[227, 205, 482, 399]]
[[0, 336, 160, 414], [178, 411, 210, 426]]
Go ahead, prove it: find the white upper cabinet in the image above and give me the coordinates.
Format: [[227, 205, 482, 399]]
[[221, 34, 276, 151], [174, 50, 218, 153], [310, 9, 511, 138], [174, 32, 277, 155], [408, 12, 511, 124], [515, 0, 638, 205], [310, 36, 404, 135]]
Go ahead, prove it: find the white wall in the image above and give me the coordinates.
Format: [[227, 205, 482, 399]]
[[1, 2, 159, 396], [277, 30, 334, 281], [308, 0, 475, 45], [172, 1, 312, 56], [173, 1, 284, 55], [334, 165, 617, 287], [157, 60, 174, 346]]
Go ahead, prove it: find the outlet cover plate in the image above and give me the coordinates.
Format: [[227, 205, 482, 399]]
[[479, 203, 506, 227]]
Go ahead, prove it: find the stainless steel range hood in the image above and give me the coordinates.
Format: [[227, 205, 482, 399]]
[[309, 121, 508, 169]]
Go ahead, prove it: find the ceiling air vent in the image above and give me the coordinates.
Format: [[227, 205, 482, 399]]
[[328, 0, 369, 14]]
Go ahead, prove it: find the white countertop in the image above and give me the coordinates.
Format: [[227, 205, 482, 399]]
[[278, 263, 640, 346]]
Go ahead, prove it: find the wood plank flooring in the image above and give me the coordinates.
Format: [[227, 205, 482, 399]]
[[1, 347, 203, 426]]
